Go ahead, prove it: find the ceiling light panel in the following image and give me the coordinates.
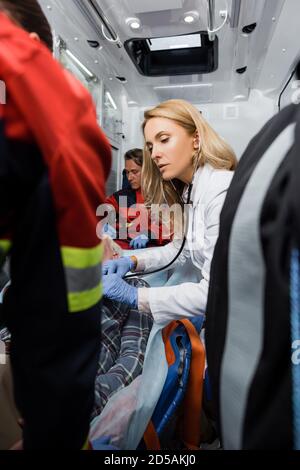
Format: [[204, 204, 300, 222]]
[[148, 34, 201, 51]]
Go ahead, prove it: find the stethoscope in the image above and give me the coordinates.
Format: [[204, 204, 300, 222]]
[[125, 178, 194, 279]]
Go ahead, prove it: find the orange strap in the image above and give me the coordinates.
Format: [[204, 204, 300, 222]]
[[143, 420, 161, 450], [144, 319, 205, 451], [162, 321, 179, 366], [143, 322, 177, 450], [179, 319, 205, 450]]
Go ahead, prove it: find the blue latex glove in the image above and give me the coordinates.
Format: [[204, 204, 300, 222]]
[[103, 274, 138, 308], [102, 223, 117, 239], [129, 234, 149, 249], [90, 436, 120, 451], [102, 257, 134, 277]]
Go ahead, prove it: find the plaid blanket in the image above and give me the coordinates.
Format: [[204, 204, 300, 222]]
[[0, 327, 10, 355], [92, 278, 152, 418]]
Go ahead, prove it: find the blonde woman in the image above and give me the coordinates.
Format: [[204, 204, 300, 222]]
[[103, 99, 237, 323]]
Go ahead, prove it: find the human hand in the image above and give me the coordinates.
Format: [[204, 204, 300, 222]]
[[129, 234, 149, 249], [90, 436, 120, 450], [102, 257, 135, 277], [102, 223, 117, 239], [103, 274, 138, 308]]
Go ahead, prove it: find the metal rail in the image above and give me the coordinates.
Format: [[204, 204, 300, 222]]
[[87, 0, 122, 48], [207, 0, 216, 41]]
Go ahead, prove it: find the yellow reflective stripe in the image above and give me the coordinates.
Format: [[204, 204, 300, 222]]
[[61, 243, 103, 269], [0, 239, 12, 254], [68, 282, 103, 313]]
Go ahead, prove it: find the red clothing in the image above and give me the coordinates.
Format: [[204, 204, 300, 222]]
[[0, 12, 111, 247], [104, 188, 171, 249]]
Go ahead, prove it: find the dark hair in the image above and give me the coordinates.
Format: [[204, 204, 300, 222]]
[[0, 0, 53, 50], [124, 148, 143, 167]]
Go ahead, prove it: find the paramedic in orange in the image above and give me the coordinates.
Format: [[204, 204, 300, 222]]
[[104, 149, 170, 249]]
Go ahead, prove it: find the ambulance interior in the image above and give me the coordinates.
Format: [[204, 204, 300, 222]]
[[1, 0, 300, 452], [40, 0, 300, 195]]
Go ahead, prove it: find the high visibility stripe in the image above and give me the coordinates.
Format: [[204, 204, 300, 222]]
[[0, 239, 12, 254], [61, 243, 103, 269], [68, 282, 103, 313], [61, 243, 104, 312], [65, 264, 102, 293]]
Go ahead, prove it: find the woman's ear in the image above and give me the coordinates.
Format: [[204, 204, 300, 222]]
[[193, 131, 200, 150], [29, 32, 41, 42]]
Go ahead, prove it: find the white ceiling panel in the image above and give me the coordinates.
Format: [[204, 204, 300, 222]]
[[154, 83, 213, 103], [129, 0, 184, 14], [39, 0, 300, 106]]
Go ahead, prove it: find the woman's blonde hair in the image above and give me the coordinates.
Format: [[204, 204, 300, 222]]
[[142, 99, 237, 206]]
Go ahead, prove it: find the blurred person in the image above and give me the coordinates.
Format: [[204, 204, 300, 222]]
[[0, 0, 111, 449], [103, 148, 171, 250]]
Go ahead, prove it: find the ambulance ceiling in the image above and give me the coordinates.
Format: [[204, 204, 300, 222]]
[[40, 0, 300, 107]]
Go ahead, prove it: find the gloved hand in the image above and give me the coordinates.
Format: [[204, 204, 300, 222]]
[[103, 274, 138, 308], [102, 223, 117, 239], [129, 234, 149, 249], [102, 257, 135, 277], [90, 436, 120, 451]]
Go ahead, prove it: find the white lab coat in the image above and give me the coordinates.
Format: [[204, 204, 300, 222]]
[[137, 164, 234, 324]]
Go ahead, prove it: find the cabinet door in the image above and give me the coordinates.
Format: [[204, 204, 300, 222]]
[[102, 86, 122, 143], [106, 145, 121, 196]]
